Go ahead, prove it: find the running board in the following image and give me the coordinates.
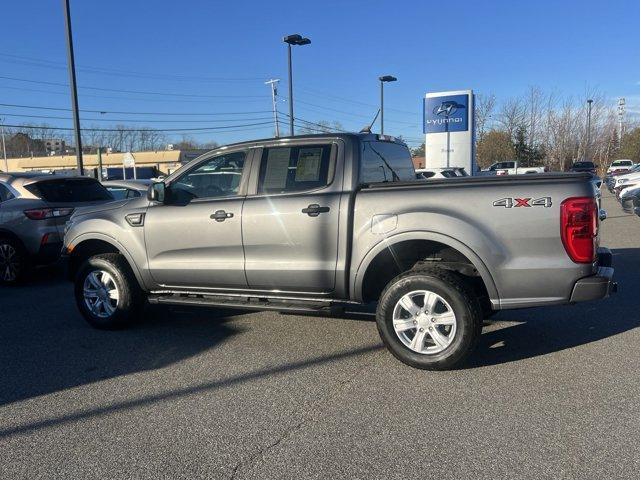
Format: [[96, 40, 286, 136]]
[[147, 292, 353, 314]]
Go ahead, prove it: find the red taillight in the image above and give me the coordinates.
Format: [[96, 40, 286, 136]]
[[24, 208, 74, 220], [560, 197, 597, 263]]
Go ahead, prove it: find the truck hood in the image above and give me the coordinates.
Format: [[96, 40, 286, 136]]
[[71, 199, 133, 218]]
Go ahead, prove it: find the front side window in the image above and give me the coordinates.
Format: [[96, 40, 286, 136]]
[[171, 151, 245, 201], [257, 144, 332, 194], [360, 141, 415, 184]]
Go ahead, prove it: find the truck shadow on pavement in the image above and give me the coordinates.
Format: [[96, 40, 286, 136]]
[[466, 247, 639, 368], [0, 277, 243, 406]]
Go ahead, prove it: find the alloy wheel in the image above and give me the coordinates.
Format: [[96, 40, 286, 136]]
[[83, 270, 119, 318], [0, 243, 20, 282], [392, 289, 457, 354]]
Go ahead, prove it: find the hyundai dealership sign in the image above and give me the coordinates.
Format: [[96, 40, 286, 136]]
[[423, 90, 476, 174]]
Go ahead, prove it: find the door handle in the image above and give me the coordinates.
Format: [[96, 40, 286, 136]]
[[301, 204, 330, 217], [211, 210, 234, 222]]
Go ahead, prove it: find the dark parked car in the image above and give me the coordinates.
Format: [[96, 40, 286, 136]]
[[0, 173, 113, 283], [569, 161, 597, 175], [102, 166, 163, 181], [102, 180, 152, 200]]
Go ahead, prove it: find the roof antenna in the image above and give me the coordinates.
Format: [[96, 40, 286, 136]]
[[360, 109, 380, 133]]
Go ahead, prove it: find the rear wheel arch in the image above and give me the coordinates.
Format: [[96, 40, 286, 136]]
[[354, 232, 498, 305], [0, 229, 25, 248]]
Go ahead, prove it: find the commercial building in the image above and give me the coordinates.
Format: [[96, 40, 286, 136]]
[[2, 149, 208, 175]]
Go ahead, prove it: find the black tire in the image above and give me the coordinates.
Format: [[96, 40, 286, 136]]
[[376, 268, 482, 370], [0, 236, 28, 285], [74, 253, 143, 329]]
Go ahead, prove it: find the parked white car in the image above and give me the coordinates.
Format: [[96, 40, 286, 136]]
[[484, 160, 547, 175], [613, 171, 640, 193], [416, 167, 468, 179], [606, 159, 634, 175]]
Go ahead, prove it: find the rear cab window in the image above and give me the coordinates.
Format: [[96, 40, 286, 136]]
[[359, 141, 415, 184], [25, 178, 113, 202]]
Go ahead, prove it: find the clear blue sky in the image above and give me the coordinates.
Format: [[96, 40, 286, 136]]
[[0, 0, 638, 148]]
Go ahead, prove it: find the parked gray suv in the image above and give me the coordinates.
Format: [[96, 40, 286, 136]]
[[0, 173, 113, 283], [63, 133, 615, 370]]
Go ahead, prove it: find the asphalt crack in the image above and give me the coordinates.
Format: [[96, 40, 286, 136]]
[[228, 346, 383, 479]]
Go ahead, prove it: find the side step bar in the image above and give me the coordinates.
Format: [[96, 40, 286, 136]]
[[147, 292, 356, 314]]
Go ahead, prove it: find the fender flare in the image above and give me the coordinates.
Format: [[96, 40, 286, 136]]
[[352, 230, 499, 303], [67, 232, 148, 290]]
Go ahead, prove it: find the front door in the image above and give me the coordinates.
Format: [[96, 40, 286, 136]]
[[144, 150, 249, 289], [242, 143, 341, 293]]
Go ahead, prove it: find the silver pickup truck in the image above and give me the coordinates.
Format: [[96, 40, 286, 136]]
[[63, 133, 615, 370]]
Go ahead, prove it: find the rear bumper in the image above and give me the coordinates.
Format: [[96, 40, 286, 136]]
[[569, 248, 616, 303]]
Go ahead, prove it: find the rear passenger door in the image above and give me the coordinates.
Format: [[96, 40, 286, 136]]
[[242, 142, 342, 293]]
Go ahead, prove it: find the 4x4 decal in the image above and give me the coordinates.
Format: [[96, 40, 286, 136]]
[[493, 197, 552, 208]]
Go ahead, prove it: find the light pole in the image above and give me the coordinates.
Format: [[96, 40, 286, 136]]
[[378, 75, 397, 135], [586, 99, 593, 159], [0, 118, 7, 172], [283, 34, 311, 136], [62, 0, 84, 175]]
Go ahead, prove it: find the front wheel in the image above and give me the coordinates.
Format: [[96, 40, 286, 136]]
[[376, 268, 482, 370], [74, 253, 142, 329]]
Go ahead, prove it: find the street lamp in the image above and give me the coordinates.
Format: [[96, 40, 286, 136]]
[[586, 99, 593, 159], [378, 75, 397, 135], [283, 34, 311, 136]]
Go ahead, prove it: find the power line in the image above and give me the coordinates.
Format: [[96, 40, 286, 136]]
[[0, 84, 268, 104], [296, 86, 418, 115], [0, 75, 267, 99], [1, 121, 274, 133], [0, 52, 268, 83], [0, 102, 273, 116], [0, 112, 274, 124]]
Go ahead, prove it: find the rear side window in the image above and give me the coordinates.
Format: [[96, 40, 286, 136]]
[[258, 144, 333, 194], [106, 186, 128, 200], [25, 179, 113, 202], [360, 141, 415, 183]]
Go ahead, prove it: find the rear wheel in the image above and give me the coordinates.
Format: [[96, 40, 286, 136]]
[[74, 253, 142, 329], [376, 268, 482, 370], [0, 237, 27, 285]]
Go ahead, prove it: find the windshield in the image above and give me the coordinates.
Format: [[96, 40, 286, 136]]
[[612, 160, 633, 167], [573, 162, 594, 168]]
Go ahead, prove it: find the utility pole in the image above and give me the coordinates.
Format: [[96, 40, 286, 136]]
[[265, 79, 280, 137], [62, 0, 84, 175], [0, 118, 7, 172], [96, 146, 103, 181], [586, 99, 593, 159], [618, 98, 626, 144]]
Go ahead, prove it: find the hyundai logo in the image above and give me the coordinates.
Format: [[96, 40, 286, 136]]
[[434, 101, 459, 116]]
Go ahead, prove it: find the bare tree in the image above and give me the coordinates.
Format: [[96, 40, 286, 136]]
[[497, 97, 527, 141], [475, 93, 496, 142]]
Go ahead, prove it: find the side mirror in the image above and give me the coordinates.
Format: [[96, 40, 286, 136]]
[[147, 182, 166, 203]]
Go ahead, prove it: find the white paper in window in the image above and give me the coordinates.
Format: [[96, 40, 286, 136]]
[[262, 148, 291, 190], [295, 148, 322, 182]]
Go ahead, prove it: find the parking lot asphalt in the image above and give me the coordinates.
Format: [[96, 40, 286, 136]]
[[1, 190, 639, 480]]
